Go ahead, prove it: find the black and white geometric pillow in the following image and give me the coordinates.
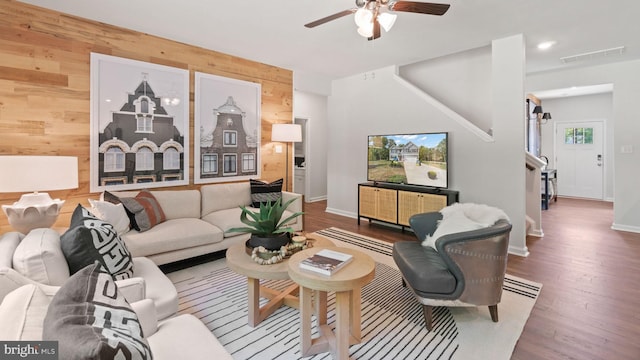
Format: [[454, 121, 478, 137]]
[[61, 205, 134, 280], [43, 262, 153, 360]]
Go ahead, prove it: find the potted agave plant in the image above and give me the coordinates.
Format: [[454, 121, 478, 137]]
[[226, 197, 304, 251]]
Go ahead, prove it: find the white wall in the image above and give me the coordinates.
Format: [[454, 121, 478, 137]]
[[539, 93, 614, 200], [399, 46, 493, 133], [528, 59, 640, 232], [293, 90, 328, 202], [327, 35, 528, 256]]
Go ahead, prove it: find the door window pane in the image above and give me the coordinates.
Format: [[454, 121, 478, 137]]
[[564, 127, 593, 145]]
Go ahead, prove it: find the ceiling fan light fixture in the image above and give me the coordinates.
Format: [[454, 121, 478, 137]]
[[378, 12, 397, 32], [354, 8, 373, 27], [357, 22, 374, 38]]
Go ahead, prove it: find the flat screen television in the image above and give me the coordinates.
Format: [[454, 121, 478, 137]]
[[367, 132, 448, 189]]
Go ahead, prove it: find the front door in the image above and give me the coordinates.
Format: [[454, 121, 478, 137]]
[[554, 121, 604, 199]]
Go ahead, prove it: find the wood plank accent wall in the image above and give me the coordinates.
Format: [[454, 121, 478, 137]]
[[0, 1, 293, 233]]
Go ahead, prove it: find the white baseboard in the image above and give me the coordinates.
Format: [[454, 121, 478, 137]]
[[325, 207, 357, 219], [611, 223, 640, 234], [508, 245, 530, 257], [527, 229, 544, 237], [305, 195, 327, 203]]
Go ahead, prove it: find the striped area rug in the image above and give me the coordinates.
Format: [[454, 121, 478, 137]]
[[167, 227, 541, 360]]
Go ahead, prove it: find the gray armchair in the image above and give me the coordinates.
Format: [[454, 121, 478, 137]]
[[392, 211, 512, 331]]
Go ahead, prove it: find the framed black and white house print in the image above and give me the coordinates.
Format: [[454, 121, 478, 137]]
[[194, 72, 262, 184], [90, 53, 189, 192]]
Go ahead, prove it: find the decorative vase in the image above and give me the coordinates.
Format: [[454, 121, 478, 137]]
[[248, 233, 290, 251]]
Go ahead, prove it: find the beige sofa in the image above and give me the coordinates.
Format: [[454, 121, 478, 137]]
[[110, 182, 304, 265], [0, 228, 179, 320], [0, 268, 232, 360]]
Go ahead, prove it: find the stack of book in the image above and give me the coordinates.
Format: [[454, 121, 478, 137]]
[[299, 249, 353, 276]]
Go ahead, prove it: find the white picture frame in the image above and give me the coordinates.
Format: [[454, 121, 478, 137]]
[[194, 72, 261, 184], [90, 53, 189, 192]]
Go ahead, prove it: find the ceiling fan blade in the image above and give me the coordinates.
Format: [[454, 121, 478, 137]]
[[304, 9, 357, 28], [368, 19, 381, 41], [390, 1, 450, 16]]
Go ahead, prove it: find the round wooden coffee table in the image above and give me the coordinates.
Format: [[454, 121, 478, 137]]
[[225, 236, 333, 327], [288, 246, 375, 360]]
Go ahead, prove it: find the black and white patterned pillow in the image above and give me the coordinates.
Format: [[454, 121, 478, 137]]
[[61, 205, 134, 280], [250, 178, 283, 207], [43, 262, 153, 360]]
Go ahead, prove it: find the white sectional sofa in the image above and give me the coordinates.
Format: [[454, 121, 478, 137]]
[[109, 182, 303, 265], [0, 267, 232, 360], [0, 181, 302, 359]]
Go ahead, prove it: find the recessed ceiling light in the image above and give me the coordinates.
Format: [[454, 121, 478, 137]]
[[537, 41, 556, 50]]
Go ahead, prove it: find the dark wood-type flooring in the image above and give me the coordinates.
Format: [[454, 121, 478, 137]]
[[302, 198, 640, 360]]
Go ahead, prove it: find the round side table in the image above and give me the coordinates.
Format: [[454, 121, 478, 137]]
[[288, 246, 375, 360], [225, 236, 333, 327]]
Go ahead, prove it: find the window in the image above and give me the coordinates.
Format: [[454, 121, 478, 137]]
[[202, 154, 218, 174], [223, 130, 237, 147], [136, 147, 154, 171], [242, 153, 255, 172], [137, 115, 153, 133], [223, 154, 237, 175], [104, 147, 125, 172], [140, 98, 149, 113], [163, 147, 180, 170], [564, 127, 594, 145], [135, 96, 154, 133]]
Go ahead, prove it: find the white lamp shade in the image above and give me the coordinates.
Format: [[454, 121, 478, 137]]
[[0, 156, 78, 193], [271, 124, 302, 143]]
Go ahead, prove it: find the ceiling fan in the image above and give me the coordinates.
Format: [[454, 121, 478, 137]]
[[304, 0, 450, 40]]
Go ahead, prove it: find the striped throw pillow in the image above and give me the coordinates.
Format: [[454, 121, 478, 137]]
[[250, 178, 283, 207]]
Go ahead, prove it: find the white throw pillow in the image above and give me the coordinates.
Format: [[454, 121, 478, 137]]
[[422, 211, 484, 250], [0, 284, 50, 341], [13, 228, 70, 286], [88, 199, 131, 235]]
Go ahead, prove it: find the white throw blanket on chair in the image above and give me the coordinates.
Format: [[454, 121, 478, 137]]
[[422, 203, 510, 250]]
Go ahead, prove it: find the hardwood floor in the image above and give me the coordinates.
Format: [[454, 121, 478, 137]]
[[302, 198, 640, 360]]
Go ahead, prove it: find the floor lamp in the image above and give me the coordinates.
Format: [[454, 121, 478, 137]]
[[271, 123, 302, 192], [0, 156, 78, 234]]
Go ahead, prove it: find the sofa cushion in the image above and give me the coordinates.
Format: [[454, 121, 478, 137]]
[[250, 178, 283, 207], [43, 263, 152, 360], [202, 207, 299, 237], [0, 232, 23, 269], [122, 218, 224, 258], [119, 190, 167, 232], [148, 190, 201, 220], [13, 228, 69, 286], [0, 284, 50, 341], [201, 182, 253, 217], [88, 199, 131, 235], [148, 314, 233, 360], [61, 205, 134, 280]]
